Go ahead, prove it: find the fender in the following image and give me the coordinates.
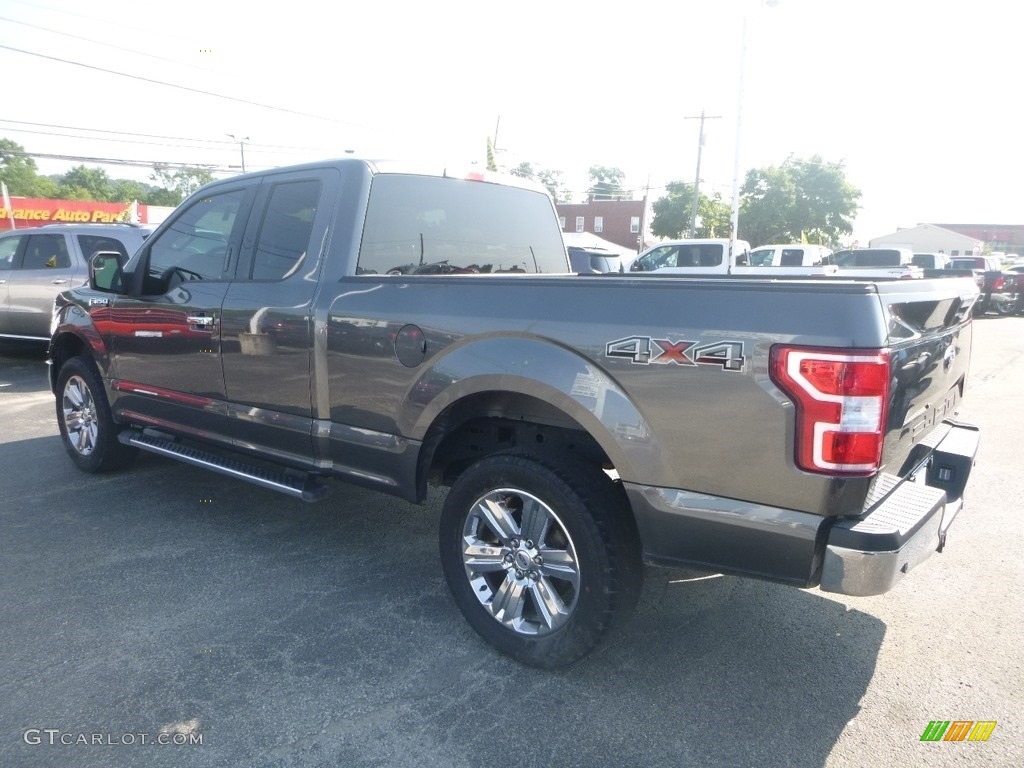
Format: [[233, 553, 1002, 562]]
[[47, 296, 113, 393], [401, 334, 657, 482]]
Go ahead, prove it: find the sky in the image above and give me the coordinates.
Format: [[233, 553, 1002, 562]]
[[0, 0, 1021, 244]]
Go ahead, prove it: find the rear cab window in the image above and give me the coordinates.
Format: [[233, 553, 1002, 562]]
[[356, 175, 568, 275]]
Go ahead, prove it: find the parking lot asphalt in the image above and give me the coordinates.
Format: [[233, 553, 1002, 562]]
[[1, 318, 1021, 768]]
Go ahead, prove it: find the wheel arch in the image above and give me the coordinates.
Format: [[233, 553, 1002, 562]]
[[403, 335, 658, 500], [48, 331, 90, 394]]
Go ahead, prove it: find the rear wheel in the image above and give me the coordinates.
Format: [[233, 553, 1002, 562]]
[[439, 452, 642, 668], [994, 301, 1015, 316], [56, 356, 137, 473]]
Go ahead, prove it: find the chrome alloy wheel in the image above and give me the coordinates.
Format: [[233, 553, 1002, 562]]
[[461, 488, 580, 636], [62, 374, 99, 456]]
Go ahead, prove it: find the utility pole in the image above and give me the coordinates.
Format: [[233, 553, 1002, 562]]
[[638, 174, 651, 253], [227, 133, 249, 173], [683, 110, 721, 237]]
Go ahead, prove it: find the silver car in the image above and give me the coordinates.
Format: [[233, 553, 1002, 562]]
[[0, 223, 152, 341]]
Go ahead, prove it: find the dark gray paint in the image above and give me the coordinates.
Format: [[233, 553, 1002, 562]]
[[47, 158, 982, 591]]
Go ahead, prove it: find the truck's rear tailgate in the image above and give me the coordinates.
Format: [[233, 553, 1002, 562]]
[[874, 277, 978, 475]]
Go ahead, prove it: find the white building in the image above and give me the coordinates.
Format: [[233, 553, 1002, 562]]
[[869, 224, 982, 256]]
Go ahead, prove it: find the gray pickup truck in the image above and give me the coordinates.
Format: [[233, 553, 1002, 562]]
[[49, 158, 981, 667]]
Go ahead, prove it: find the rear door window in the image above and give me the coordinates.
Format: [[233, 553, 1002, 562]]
[[248, 180, 322, 280], [22, 235, 70, 270]]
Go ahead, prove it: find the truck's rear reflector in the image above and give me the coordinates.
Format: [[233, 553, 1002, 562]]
[[769, 347, 890, 475]]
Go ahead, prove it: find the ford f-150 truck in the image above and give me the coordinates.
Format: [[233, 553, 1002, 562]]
[[48, 158, 982, 667]]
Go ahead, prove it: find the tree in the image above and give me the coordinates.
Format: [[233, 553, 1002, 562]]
[[0, 138, 58, 197], [587, 165, 628, 201], [650, 181, 731, 239], [536, 168, 567, 202], [738, 165, 798, 246], [509, 161, 567, 202], [57, 165, 114, 201], [740, 155, 860, 247], [111, 179, 147, 203], [150, 164, 215, 204]]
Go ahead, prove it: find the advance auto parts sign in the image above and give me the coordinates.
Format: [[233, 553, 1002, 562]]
[[0, 198, 136, 227]]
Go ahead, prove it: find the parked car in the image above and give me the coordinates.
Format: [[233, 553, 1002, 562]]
[[567, 245, 621, 274], [0, 223, 153, 341], [832, 248, 924, 279], [912, 252, 952, 269], [749, 244, 832, 267], [950, 256, 1015, 315]]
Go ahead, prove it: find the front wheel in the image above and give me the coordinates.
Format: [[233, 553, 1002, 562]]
[[439, 452, 642, 668], [56, 356, 138, 473]]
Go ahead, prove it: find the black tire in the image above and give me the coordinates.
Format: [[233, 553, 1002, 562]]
[[55, 355, 138, 473], [439, 452, 642, 668]]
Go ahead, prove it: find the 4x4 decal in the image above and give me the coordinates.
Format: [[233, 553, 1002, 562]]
[[605, 336, 745, 371]]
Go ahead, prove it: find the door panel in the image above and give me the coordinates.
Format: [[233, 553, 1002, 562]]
[[109, 185, 256, 438], [5, 234, 80, 338], [0, 234, 25, 335], [220, 169, 341, 461]]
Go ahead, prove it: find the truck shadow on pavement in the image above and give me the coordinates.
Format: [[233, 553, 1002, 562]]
[[1, 436, 883, 768]]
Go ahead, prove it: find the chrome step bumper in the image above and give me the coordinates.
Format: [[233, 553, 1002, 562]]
[[820, 421, 980, 596]]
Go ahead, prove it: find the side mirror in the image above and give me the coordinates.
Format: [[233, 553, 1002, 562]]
[[89, 251, 127, 293]]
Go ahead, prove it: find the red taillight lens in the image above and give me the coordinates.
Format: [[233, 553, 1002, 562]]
[[993, 275, 1004, 290], [769, 347, 890, 475]]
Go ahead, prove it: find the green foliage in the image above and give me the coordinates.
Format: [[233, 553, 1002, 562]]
[[587, 165, 628, 201], [58, 165, 114, 201], [740, 155, 860, 247], [651, 181, 731, 239], [509, 161, 567, 201], [111, 179, 147, 202], [0, 137, 202, 205], [150, 164, 214, 202], [0, 138, 58, 197], [536, 168, 567, 202]]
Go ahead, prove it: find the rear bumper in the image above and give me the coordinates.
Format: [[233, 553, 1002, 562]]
[[819, 420, 980, 596]]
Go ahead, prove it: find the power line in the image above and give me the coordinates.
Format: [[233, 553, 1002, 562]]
[[1, 126, 237, 151], [0, 118, 325, 151], [0, 124, 320, 154], [5, 0, 197, 44], [4, 147, 232, 172], [0, 15, 213, 72], [0, 44, 368, 127]]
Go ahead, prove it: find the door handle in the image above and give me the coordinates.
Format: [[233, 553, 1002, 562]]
[[51, 279, 69, 285], [186, 314, 216, 326]]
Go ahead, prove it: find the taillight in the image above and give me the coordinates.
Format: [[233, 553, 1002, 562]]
[[993, 275, 1004, 291], [769, 346, 890, 475]]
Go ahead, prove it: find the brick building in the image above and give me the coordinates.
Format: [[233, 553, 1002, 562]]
[[555, 199, 649, 253], [931, 224, 1024, 256]]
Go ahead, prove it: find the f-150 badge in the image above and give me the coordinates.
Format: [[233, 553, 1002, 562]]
[[605, 336, 745, 371]]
